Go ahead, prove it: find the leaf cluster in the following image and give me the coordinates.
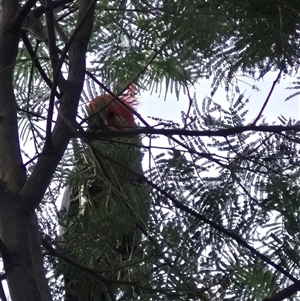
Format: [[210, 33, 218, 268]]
[[8, 0, 300, 300]]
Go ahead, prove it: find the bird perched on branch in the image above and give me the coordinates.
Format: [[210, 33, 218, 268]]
[[59, 86, 149, 301], [87, 86, 138, 131]]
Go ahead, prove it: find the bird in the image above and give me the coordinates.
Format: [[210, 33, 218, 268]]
[[59, 86, 149, 301]]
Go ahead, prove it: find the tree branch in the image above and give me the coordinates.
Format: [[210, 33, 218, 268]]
[[88, 144, 300, 286], [252, 69, 283, 125], [45, 0, 96, 153], [44, 0, 61, 151], [0, 280, 7, 301], [0, 0, 27, 192], [15, 0, 39, 27], [20, 0, 95, 211], [262, 283, 300, 301], [33, 0, 75, 18], [21, 30, 55, 92], [83, 124, 300, 139], [0, 238, 8, 260], [42, 236, 207, 298], [41, 236, 114, 285]]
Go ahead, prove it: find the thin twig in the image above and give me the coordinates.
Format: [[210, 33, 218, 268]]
[[183, 83, 193, 129], [45, 0, 96, 152], [44, 0, 61, 151], [21, 30, 57, 93], [252, 69, 283, 125]]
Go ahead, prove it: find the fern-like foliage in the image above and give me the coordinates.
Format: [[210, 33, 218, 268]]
[[35, 81, 300, 301], [10, 1, 300, 300]]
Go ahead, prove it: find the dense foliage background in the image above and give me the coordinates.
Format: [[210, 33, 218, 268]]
[[1, 0, 300, 300]]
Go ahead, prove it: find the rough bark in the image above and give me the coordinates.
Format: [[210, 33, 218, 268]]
[[0, 188, 47, 301], [0, 0, 26, 193], [0, 0, 95, 300]]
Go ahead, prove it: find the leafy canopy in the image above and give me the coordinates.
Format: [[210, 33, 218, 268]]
[[3, 0, 300, 300]]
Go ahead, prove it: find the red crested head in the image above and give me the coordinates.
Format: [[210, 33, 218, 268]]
[[87, 86, 138, 130]]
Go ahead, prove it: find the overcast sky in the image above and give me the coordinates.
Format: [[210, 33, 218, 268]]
[[139, 72, 299, 125]]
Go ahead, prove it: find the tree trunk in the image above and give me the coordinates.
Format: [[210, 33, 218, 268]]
[[0, 189, 52, 301], [0, 1, 51, 300], [0, 0, 95, 299]]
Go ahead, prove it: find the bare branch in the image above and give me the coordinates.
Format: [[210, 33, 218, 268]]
[[44, 0, 61, 151], [21, 30, 55, 91], [21, 0, 95, 211], [252, 69, 283, 125], [83, 124, 300, 139], [15, 0, 39, 27], [262, 283, 300, 301]]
